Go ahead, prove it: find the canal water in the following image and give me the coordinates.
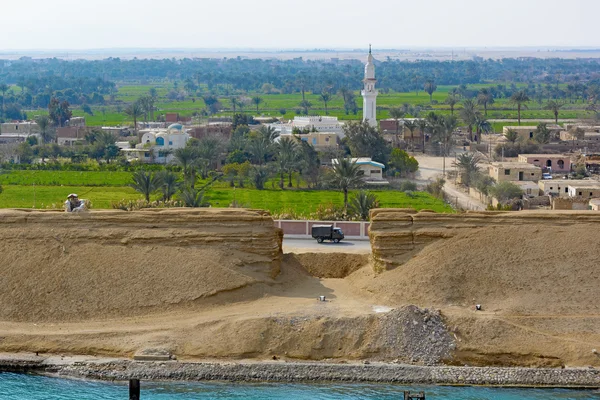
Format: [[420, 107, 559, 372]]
[[0, 372, 598, 399]]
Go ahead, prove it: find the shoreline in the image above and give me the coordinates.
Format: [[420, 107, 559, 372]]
[[1, 354, 599, 389]]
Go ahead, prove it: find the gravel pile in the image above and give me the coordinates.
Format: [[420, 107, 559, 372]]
[[378, 305, 454, 365]]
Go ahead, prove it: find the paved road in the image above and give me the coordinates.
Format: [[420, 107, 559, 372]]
[[282, 238, 371, 254]]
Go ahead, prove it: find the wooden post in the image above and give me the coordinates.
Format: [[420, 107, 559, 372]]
[[129, 379, 140, 400]]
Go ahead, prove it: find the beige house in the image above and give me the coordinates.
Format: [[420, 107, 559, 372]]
[[560, 130, 600, 142], [489, 162, 542, 182], [538, 179, 594, 196], [292, 132, 338, 150], [1, 121, 39, 135], [517, 154, 571, 172], [503, 125, 560, 142], [567, 182, 600, 199], [515, 181, 541, 197]]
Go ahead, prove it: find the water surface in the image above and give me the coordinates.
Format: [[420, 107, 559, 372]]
[[1, 372, 598, 399]]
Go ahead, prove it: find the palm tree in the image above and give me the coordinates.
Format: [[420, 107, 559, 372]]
[[129, 170, 163, 202], [423, 80, 437, 103], [35, 115, 54, 144], [510, 90, 530, 125], [276, 136, 298, 188], [474, 116, 492, 144], [230, 96, 239, 113], [0, 83, 8, 117], [251, 96, 263, 114], [504, 128, 519, 143], [444, 95, 458, 115], [459, 99, 479, 142], [331, 158, 364, 211], [124, 102, 144, 140], [251, 165, 270, 190], [299, 99, 312, 115], [453, 152, 482, 186], [179, 186, 207, 207], [476, 88, 495, 116], [569, 126, 585, 149], [320, 91, 331, 115], [545, 100, 564, 124], [247, 135, 271, 165], [534, 123, 552, 144], [416, 119, 428, 154], [348, 191, 380, 221], [156, 170, 180, 201], [388, 107, 405, 146], [403, 119, 417, 152], [435, 115, 458, 175], [174, 147, 200, 187]]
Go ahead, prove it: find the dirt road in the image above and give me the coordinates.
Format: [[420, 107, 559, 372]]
[[414, 153, 486, 210]]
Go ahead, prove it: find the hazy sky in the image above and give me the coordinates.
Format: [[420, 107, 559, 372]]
[[1, 0, 598, 50]]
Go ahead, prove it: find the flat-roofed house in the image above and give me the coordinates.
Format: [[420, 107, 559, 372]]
[[517, 154, 571, 173], [538, 179, 594, 196], [489, 162, 542, 182]]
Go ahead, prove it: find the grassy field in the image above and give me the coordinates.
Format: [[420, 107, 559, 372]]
[[22, 82, 592, 130], [0, 186, 140, 209], [0, 170, 134, 186], [0, 184, 452, 214]]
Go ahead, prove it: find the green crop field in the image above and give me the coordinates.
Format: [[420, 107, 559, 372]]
[[0, 186, 141, 209], [0, 170, 134, 186], [22, 81, 592, 130], [0, 184, 452, 214]]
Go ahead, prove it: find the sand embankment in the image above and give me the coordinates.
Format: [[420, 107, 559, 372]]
[[0, 209, 281, 322], [365, 209, 600, 366]]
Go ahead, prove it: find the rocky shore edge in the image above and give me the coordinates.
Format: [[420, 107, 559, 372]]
[[1, 355, 599, 388]]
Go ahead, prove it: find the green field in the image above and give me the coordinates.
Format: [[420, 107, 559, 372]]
[[0, 184, 452, 214], [22, 82, 592, 130], [0, 170, 134, 186]]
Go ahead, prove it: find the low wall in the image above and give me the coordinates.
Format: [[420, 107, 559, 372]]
[[369, 208, 600, 269], [274, 220, 370, 239]]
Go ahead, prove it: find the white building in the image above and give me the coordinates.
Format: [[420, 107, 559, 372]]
[[121, 123, 190, 164], [274, 116, 344, 138], [361, 46, 378, 128]]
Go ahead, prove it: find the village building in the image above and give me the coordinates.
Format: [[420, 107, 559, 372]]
[[332, 157, 387, 184], [277, 116, 344, 137], [515, 181, 542, 198], [293, 132, 338, 150], [559, 130, 600, 142], [57, 126, 88, 146], [488, 162, 542, 182], [121, 123, 190, 164], [567, 182, 600, 199], [0, 121, 40, 135], [517, 154, 572, 173], [589, 198, 600, 211], [502, 125, 560, 142], [188, 123, 232, 141], [538, 179, 593, 196]]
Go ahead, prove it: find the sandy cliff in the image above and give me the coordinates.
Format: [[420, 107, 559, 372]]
[[0, 209, 282, 322]]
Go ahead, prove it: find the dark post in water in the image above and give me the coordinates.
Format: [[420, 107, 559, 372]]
[[129, 379, 140, 400]]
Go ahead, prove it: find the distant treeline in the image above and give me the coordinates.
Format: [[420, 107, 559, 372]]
[[2, 57, 600, 94]]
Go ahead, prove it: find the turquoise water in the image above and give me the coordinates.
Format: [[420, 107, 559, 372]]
[[1, 373, 598, 399]]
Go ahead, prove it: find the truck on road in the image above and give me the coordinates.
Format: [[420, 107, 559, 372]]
[[311, 224, 344, 243]]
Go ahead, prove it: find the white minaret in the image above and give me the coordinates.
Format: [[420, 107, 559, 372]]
[[361, 45, 378, 127]]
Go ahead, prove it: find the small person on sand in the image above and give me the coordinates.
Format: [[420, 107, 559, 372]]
[[64, 194, 86, 212]]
